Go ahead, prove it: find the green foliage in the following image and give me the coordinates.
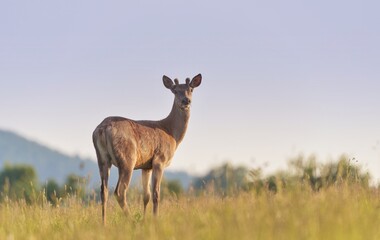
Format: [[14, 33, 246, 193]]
[[161, 179, 184, 199], [0, 164, 91, 205], [0, 164, 38, 203], [62, 174, 88, 199], [191, 155, 370, 197], [44, 179, 62, 206], [192, 163, 250, 196], [249, 155, 370, 194]]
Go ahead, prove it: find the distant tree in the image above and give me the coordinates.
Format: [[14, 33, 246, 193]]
[[63, 174, 87, 199], [289, 154, 323, 191], [322, 156, 370, 187], [0, 164, 38, 203], [161, 179, 184, 199], [45, 179, 61, 205], [193, 163, 250, 196], [167, 179, 183, 195]]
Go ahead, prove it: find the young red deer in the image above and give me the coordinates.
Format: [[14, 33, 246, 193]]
[[92, 74, 202, 224]]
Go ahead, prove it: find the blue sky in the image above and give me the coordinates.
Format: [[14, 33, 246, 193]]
[[1, 1, 380, 179]]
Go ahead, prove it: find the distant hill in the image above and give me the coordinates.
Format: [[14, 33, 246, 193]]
[[0, 129, 193, 189]]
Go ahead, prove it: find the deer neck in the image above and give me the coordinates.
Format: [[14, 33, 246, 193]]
[[160, 102, 190, 146]]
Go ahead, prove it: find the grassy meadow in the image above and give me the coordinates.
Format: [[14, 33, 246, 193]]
[[1, 183, 380, 240]]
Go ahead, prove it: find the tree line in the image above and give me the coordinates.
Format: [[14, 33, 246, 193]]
[[192, 155, 370, 196], [0, 163, 185, 206], [0, 164, 87, 205], [0, 154, 371, 205]]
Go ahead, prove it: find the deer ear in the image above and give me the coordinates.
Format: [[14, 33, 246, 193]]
[[190, 74, 202, 88], [163, 75, 174, 89]]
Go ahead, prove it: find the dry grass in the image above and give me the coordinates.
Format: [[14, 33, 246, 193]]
[[1, 185, 380, 240]]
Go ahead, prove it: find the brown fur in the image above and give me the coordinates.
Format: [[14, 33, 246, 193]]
[[92, 74, 202, 225]]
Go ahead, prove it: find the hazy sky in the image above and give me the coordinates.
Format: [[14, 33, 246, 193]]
[[1, 1, 380, 180]]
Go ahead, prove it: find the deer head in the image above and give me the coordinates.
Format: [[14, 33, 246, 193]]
[[162, 74, 202, 111]]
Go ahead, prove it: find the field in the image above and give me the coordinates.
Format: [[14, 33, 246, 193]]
[[1, 184, 380, 240]]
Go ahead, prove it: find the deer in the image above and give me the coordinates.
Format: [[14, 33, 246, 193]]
[[92, 74, 202, 225]]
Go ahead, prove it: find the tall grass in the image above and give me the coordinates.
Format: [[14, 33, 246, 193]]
[[1, 184, 380, 240]]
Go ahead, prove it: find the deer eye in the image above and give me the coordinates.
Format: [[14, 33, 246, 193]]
[[190, 88, 193, 93]]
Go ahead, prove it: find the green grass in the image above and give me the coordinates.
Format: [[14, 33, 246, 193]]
[[1, 185, 380, 240]]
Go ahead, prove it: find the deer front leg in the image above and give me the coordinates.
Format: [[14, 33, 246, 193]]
[[152, 164, 164, 216], [142, 169, 152, 216]]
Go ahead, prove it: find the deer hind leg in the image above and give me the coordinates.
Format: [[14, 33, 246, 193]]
[[114, 166, 133, 216], [152, 164, 164, 216], [142, 169, 152, 216], [95, 149, 111, 225], [100, 166, 110, 225]]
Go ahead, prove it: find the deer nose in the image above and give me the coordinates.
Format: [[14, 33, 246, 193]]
[[182, 98, 191, 105]]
